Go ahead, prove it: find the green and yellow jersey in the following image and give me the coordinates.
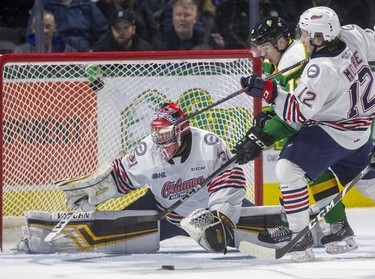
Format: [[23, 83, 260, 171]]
[[261, 39, 308, 142]]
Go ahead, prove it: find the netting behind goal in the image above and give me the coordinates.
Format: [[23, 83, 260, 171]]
[[0, 50, 262, 249]]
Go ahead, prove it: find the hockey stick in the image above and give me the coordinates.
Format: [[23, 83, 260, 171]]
[[44, 197, 87, 243], [266, 58, 309, 80], [172, 58, 309, 126], [238, 150, 375, 259], [113, 154, 239, 227]]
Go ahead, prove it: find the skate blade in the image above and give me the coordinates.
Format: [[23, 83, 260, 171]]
[[325, 236, 358, 254], [290, 247, 315, 263]]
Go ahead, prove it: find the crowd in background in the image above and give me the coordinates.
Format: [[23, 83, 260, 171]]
[[0, 0, 374, 54]]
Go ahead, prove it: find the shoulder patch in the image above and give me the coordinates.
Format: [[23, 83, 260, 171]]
[[307, 64, 320, 78], [127, 150, 138, 167], [135, 141, 147, 156], [204, 133, 219, 145]]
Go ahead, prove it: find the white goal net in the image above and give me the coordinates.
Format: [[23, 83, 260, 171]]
[[0, 50, 263, 250]]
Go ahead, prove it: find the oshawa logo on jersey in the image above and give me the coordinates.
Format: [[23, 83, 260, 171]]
[[161, 176, 205, 199], [307, 64, 320, 78]]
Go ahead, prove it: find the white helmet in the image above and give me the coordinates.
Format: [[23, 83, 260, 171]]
[[298, 6, 340, 42]]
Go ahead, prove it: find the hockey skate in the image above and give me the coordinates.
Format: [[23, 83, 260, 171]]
[[258, 226, 292, 243], [289, 231, 315, 263], [320, 218, 358, 254]]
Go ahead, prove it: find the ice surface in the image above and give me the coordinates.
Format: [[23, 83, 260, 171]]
[[1, 208, 375, 279]]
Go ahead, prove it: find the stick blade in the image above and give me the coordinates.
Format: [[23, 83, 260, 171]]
[[239, 241, 278, 259], [44, 231, 59, 243], [43, 200, 84, 243]]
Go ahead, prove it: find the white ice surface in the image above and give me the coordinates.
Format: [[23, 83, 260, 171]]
[[1, 207, 375, 279]]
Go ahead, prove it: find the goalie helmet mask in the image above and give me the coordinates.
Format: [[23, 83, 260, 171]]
[[298, 6, 340, 43], [151, 102, 190, 161], [250, 16, 290, 57]]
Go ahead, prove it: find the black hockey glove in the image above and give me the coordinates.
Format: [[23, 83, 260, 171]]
[[240, 75, 278, 104], [253, 110, 276, 128], [232, 126, 275, 165]]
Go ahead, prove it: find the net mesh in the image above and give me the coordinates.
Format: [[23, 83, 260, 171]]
[[2, 52, 259, 219]]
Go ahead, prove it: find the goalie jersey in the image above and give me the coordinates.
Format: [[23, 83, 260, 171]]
[[112, 127, 247, 225]]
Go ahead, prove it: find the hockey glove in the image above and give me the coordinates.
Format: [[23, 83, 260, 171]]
[[56, 164, 118, 211], [252, 110, 276, 128], [240, 75, 278, 104], [181, 209, 235, 254], [232, 126, 275, 165]]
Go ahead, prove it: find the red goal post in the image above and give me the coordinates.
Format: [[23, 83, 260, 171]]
[[0, 50, 263, 251]]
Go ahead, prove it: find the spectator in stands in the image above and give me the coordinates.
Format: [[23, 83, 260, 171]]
[[26, 0, 108, 52], [158, 0, 222, 48], [92, 9, 152, 51], [14, 10, 76, 53], [96, 0, 162, 45], [216, 0, 250, 49], [153, 0, 221, 50], [133, 0, 165, 45]]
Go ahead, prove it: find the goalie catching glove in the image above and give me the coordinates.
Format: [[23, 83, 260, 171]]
[[56, 164, 118, 212], [240, 75, 278, 104], [232, 126, 274, 165], [181, 209, 235, 254]]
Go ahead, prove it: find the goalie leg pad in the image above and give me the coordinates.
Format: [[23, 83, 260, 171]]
[[19, 210, 160, 254], [181, 209, 235, 254]]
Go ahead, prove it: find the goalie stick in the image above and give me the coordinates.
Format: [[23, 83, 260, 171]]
[[113, 154, 240, 227], [238, 150, 375, 259], [44, 197, 87, 243], [172, 58, 309, 127]]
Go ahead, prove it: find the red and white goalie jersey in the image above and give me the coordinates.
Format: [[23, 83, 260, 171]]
[[112, 126, 247, 225]]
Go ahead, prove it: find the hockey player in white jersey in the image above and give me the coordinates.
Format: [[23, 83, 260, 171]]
[[109, 101, 249, 252], [241, 15, 359, 255], [20, 102, 262, 254], [235, 6, 375, 262]]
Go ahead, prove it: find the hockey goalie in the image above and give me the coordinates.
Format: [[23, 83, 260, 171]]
[[19, 102, 288, 254]]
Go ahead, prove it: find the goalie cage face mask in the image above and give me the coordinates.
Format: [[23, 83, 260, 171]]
[[151, 102, 190, 161]]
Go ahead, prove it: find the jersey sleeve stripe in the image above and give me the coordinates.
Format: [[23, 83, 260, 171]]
[[318, 117, 374, 131], [207, 167, 246, 193], [112, 159, 136, 194], [283, 94, 307, 123]]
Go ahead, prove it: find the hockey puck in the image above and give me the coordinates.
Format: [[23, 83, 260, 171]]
[[161, 265, 175, 270]]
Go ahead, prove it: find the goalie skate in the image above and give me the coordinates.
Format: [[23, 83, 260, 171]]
[[320, 219, 358, 254]]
